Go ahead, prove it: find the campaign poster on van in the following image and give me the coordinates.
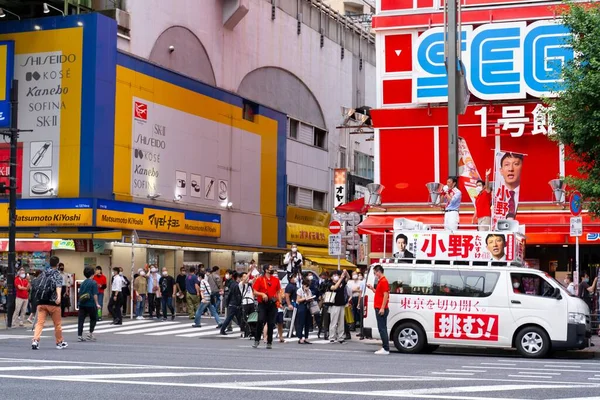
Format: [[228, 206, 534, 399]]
[[492, 151, 525, 227], [393, 231, 523, 262]]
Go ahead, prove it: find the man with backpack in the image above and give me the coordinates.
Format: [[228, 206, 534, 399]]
[[32, 256, 68, 350]]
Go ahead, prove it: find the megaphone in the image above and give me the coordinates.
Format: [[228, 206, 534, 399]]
[[366, 183, 384, 206], [548, 179, 565, 204], [426, 182, 443, 206], [496, 219, 519, 232], [393, 218, 425, 231]]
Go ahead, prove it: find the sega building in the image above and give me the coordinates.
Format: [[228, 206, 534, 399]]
[[359, 0, 600, 275], [0, 14, 288, 312]]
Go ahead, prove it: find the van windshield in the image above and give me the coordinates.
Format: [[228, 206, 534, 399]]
[[546, 275, 576, 297]]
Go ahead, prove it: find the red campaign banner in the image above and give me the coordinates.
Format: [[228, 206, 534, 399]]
[[434, 312, 499, 341], [0, 143, 23, 194], [492, 150, 526, 226]]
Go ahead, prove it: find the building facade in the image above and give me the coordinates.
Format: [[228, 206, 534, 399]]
[[361, 0, 600, 276]]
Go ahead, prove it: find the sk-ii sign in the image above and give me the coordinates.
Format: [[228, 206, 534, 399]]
[[0, 41, 14, 128], [414, 21, 573, 103]]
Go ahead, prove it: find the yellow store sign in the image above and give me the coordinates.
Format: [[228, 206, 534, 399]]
[[0, 201, 93, 228]]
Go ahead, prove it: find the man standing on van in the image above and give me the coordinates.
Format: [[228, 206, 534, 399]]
[[472, 169, 492, 230], [367, 265, 390, 355], [442, 176, 462, 231]]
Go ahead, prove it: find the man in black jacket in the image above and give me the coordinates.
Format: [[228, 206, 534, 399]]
[[220, 272, 243, 335]]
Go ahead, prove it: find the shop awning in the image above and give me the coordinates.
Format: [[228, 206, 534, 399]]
[[297, 246, 330, 257], [358, 213, 600, 244], [335, 197, 368, 214], [305, 256, 356, 272]]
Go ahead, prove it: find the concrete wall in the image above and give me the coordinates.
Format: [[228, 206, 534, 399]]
[[117, 0, 376, 212]]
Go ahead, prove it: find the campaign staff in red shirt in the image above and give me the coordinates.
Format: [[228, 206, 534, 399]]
[[252, 264, 281, 349], [367, 265, 390, 355], [472, 169, 492, 231], [12, 268, 29, 327], [92, 266, 108, 321]]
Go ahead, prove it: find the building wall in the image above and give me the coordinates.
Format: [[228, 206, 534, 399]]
[[117, 0, 376, 212]]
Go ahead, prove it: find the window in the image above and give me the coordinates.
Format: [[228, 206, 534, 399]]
[[313, 127, 327, 149], [243, 101, 257, 122], [385, 268, 500, 298], [436, 270, 500, 297], [511, 273, 556, 297], [354, 151, 374, 180], [288, 185, 298, 205], [289, 118, 299, 139], [312, 190, 326, 211], [339, 148, 346, 169], [386, 269, 434, 295]]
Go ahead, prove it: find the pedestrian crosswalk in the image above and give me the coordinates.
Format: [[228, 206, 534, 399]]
[[43, 318, 333, 343]]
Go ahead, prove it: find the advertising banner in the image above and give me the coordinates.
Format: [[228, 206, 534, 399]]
[[0, 27, 84, 198], [457, 137, 482, 204], [392, 230, 524, 262], [0, 198, 93, 227], [333, 168, 347, 208], [492, 151, 525, 226], [0, 41, 14, 128], [96, 199, 221, 238]]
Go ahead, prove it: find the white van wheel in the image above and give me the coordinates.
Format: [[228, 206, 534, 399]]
[[393, 322, 426, 353], [516, 327, 550, 358]]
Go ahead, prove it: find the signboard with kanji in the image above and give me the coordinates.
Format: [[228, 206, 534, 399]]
[[328, 234, 342, 256], [392, 230, 525, 263], [333, 169, 347, 208]]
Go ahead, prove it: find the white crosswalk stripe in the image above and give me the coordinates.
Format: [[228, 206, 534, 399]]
[[36, 318, 333, 343]]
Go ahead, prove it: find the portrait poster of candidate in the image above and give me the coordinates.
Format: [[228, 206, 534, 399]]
[[392, 232, 415, 259], [492, 151, 525, 227]]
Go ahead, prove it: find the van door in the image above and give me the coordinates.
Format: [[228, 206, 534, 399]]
[[429, 269, 513, 347], [509, 272, 568, 342]]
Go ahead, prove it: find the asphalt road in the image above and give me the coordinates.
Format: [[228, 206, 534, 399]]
[[0, 316, 599, 400]]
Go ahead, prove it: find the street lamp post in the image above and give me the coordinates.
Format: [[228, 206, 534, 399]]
[[446, 0, 459, 177], [3, 80, 32, 328]]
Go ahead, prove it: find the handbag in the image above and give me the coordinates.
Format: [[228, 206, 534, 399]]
[[344, 305, 355, 324], [310, 300, 321, 315], [323, 291, 336, 305], [79, 293, 90, 302]]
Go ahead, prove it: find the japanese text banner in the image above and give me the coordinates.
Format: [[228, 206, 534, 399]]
[[393, 231, 521, 262], [458, 137, 482, 204]]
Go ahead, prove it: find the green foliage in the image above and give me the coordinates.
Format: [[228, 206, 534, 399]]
[[549, 2, 600, 217]]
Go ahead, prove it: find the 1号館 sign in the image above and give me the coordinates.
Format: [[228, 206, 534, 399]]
[[414, 20, 573, 103]]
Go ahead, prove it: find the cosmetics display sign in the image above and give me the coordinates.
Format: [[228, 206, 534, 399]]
[[130, 98, 263, 209]]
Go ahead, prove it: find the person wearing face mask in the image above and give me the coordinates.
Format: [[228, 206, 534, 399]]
[[347, 272, 362, 331], [472, 169, 492, 231], [252, 265, 281, 349], [175, 267, 187, 314], [93, 266, 107, 321], [159, 268, 176, 321], [328, 270, 349, 344], [578, 271, 597, 310], [563, 274, 576, 296], [512, 278, 522, 294], [12, 268, 29, 328], [118, 267, 130, 316], [108, 267, 124, 325], [283, 244, 303, 274], [133, 269, 148, 319], [58, 263, 72, 318], [77, 266, 100, 342], [239, 272, 255, 338], [147, 266, 162, 320]]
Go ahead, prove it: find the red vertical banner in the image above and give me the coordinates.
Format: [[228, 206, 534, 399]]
[[458, 137, 482, 204], [492, 151, 525, 227]]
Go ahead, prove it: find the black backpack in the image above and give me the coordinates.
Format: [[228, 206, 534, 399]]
[[31, 270, 57, 304]]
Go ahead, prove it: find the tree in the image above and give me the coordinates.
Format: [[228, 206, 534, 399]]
[[549, 2, 600, 216]]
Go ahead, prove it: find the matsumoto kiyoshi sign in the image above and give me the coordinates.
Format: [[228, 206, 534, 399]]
[[415, 20, 573, 102]]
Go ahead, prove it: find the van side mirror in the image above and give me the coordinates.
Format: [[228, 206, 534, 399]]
[[553, 287, 562, 300]]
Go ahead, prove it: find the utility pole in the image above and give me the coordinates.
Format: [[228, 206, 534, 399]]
[[445, 0, 459, 177], [4, 80, 31, 328]]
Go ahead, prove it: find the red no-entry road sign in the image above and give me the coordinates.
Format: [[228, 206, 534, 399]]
[[329, 220, 342, 234]]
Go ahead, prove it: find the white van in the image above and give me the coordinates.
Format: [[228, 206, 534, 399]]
[[363, 259, 591, 358]]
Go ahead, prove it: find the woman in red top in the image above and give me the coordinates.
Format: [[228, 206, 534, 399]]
[[252, 265, 281, 349], [12, 268, 29, 327], [367, 265, 390, 355]]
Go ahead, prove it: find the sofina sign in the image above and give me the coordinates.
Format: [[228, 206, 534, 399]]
[[414, 20, 573, 102], [0, 41, 14, 128]]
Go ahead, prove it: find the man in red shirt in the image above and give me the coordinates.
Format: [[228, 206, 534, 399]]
[[367, 265, 390, 355], [472, 169, 492, 231], [12, 267, 29, 327], [92, 266, 108, 321], [252, 264, 281, 349]]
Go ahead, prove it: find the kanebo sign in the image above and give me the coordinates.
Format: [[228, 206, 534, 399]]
[[414, 20, 573, 103]]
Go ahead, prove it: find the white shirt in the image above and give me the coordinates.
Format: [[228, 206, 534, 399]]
[[347, 280, 361, 298], [567, 282, 576, 296], [240, 282, 254, 305], [111, 274, 124, 292], [283, 251, 303, 272], [60, 272, 72, 287]]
